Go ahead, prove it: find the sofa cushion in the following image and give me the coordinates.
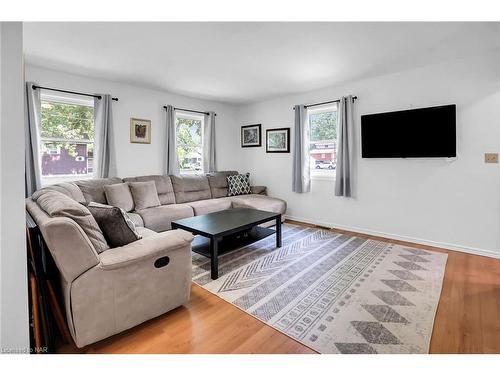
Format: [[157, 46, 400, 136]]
[[33, 182, 86, 203], [104, 183, 134, 212], [85, 202, 142, 248], [230, 194, 287, 215], [137, 204, 194, 232], [250, 185, 267, 195], [187, 197, 232, 216], [75, 177, 123, 204], [170, 175, 212, 203], [126, 212, 144, 227], [227, 173, 251, 196], [129, 181, 161, 210], [33, 190, 110, 253], [206, 171, 239, 198], [123, 175, 175, 205], [135, 226, 157, 238]]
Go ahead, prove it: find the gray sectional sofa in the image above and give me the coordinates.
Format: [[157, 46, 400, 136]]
[[26, 171, 286, 348]]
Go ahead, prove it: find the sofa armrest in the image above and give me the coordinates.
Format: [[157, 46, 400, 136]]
[[99, 229, 193, 270], [251, 185, 267, 195], [41, 217, 100, 282]]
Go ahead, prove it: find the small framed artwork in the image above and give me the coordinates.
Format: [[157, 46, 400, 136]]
[[130, 118, 151, 144], [266, 127, 290, 153], [241, 124, 262, 147]]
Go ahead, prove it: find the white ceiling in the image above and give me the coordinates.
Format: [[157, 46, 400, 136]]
[[23, 22, 500, 104]]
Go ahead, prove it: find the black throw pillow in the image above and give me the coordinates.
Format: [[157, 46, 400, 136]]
[[83, 202, 142, 248]]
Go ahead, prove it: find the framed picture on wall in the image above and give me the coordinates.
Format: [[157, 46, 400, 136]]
[[130, 118, 151, 144], [241, 124, 262, 147], [266, 128, 290, 153]]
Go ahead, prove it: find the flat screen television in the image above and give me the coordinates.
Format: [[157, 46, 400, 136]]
[[361, 104, 456, 158]]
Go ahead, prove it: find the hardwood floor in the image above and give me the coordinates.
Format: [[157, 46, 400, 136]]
[[58, 221, 500, 354], [58, 283, 315, 354]]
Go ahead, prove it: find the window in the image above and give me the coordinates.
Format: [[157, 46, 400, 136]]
[[40, 94, 94, 186], [308, 104, 338, 178], [175, 112, 204, 174]]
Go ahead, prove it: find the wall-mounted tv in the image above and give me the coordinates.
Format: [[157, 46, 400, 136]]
[[361, 104, 456, 158]]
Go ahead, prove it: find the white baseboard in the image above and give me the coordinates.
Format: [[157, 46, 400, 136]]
[[284, 215, 500, 259]]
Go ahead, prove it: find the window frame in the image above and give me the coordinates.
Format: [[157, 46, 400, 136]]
[[307, 104, 338, 181], [175, 111, 205, 175], [39, 92, 95, 186]]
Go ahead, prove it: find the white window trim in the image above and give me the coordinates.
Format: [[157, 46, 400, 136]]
[[40, 93, 95, 186], [307, 103, 337, 115], [175, 111, 205, 174], [310, 175, 337, 182], [308, 104, 338, 181], [41, 92, 94, 107], [175, 110, 204, 122]]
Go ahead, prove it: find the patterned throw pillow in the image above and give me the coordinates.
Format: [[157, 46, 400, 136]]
[[227, 173, 251, 196]]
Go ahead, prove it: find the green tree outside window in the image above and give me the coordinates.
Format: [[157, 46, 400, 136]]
[[176, 116, 202, 171], [40, 101, 94, 157], [309, 111, 337, 143]]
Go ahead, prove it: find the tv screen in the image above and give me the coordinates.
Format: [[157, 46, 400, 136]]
[[361, 104, 456, 158]]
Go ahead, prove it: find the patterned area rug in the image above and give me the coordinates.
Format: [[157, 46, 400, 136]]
[[192, 223, 447, 354]]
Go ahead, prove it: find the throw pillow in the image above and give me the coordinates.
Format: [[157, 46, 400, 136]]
[[128, 181, 161, 210], [104, 182, 134, 212], [84, 202, 142, 248], [33, 189, 110, 253], [227, 173, 251, 196]]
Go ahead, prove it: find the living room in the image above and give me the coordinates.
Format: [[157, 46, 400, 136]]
[[1, 1, 500, 372]]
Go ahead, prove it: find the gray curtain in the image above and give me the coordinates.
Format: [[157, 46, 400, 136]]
[[335, 95, 354, 197], [203, 111, 216, 173], [292, 104, 311, 193], [164, 105, 179, 175], [25, 82, 42, 196], [94, 94, 116, 178]]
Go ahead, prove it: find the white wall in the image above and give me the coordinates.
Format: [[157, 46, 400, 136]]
[[25, 64, 242, 178], [0, 22, 29, 351], [236, 53, 500, 257], [24, 52, 500, 259]]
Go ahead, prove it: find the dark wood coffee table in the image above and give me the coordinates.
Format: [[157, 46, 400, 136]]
[[171, 208, 282, 280]]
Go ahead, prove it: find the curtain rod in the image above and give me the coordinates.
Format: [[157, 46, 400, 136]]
[[163, 106, 216, 116], [32, 85, 119, 101], [292, 96, 357, 110]]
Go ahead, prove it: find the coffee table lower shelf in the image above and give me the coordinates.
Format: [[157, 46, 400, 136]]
[[191, 226, 275, 258]]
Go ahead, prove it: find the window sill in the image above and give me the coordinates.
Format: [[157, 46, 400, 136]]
[[311, 175, 336, 181], [41, 174, 94, 187], [179, 170, 204, 175]]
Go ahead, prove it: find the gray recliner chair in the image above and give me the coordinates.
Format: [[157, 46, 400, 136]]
[[26, 192, 193, 348]]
